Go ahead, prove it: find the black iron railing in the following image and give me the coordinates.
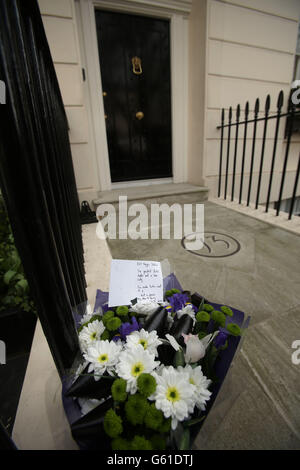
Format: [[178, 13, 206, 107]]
[[217, 90, 300, 220]]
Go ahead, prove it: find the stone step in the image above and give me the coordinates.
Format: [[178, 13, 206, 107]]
[[93, 183, 209, 211]]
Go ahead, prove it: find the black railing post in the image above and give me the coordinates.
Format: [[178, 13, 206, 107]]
[[239, 101, 249, 204], [0, 0, 86, 376], [224, 107, 232, 200], [247, 98, 260, 206], [218, 108, 225, 198], [276, 96, 295, 216], [265, 90, 284, 213], [255, 94, 270, 209], [288, 153, 300, 220], [231, 104, 240, 201]]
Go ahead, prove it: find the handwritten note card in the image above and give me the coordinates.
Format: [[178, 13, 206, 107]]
[[108, 259, 163, 307]]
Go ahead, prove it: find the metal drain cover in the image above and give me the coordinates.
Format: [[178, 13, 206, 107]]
[[181, 232, 241, 258]]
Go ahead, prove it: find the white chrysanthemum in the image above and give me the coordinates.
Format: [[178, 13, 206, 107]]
[[176, 304, 196, 324], [151, 366, 196, 430], [79, 304, 93, 325], [125, 328, 162, 356], [116, 344, 159, 394], [178, 365, 212, 411], [129, 301, 160, 316], [79, 312, 93, 325], [84, 340, 122, 380], [79, 319, 105, 352]]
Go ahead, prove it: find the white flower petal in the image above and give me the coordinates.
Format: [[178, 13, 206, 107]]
[[150, 366, 196, 430], [165, 334, 181, 351], [116, 344, 159, 394], [79, 320, 106, 352], [84, 339, 122, 378], [125, 329, 162, 356], [184, 336, 206, 363]]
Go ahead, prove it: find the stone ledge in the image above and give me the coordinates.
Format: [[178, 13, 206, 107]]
[[93, 183, 209, 207]]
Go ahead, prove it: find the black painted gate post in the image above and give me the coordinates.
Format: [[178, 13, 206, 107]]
[[0, 0, 87, 376]]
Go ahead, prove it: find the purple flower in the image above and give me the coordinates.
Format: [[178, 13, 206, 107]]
[[111, 333, 122, 342], [214, 328, 229, 349], [119, 316, 140, 340], [102, 304, 110, 313], [168, 292, 197, 313]]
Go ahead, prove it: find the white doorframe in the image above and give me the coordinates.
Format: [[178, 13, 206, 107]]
[[78, 0, 191, 191]]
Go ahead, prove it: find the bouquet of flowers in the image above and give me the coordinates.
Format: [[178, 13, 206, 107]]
[[63, 273, 249, 451]]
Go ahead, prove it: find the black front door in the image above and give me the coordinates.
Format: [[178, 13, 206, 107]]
[[95, 10, 172, 182]]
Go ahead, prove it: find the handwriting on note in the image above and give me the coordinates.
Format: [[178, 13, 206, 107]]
[[108, 260, 163, 307], [136, 261, 163, 302]]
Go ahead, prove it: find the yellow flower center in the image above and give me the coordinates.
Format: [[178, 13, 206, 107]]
[[189, 378, 195, 385], [90, 332, 97, 340], [139, 339, 148, 349], [98, 354, 108, 363], [166, 386, 180, 403], [131, 361, 144, 377]]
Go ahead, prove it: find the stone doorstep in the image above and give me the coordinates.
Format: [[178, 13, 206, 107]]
[[92, 183, 209, 211]]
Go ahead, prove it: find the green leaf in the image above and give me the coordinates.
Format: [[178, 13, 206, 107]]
[[179, 428, 190, 450], [173, 349, 185, 367], [201, 343, 220, 382], [184, 415, 206, 427], [78, 373, 115, 380], [3, 269, 17, 285], [16, 279, 28, 292], [199, 297, 205, 311]]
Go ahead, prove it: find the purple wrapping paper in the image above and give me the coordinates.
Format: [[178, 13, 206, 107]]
[[63, 273, 250, 450]]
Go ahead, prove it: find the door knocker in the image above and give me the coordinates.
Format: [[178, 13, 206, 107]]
[[132, 56, 142, 75]]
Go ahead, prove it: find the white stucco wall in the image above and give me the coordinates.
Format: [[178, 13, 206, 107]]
[[38, 0, 101, 204], [38, 0, 300, 206], [199, 0, 300, 204]]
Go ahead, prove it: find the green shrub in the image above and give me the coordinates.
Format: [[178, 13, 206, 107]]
[[0, 195, 35, 313]]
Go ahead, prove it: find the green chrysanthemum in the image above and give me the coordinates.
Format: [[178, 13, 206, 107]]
[[211, 310, 226, 327], [171, 288, 180, 294], [102, 310, 115, 326], [144, 403, 163, 431], [125, 394, 149, 426], [137, 373, 156, 397], [131, 435, 153, 450], [196, 310, 210, 323], [220, 306, 233, 317], [203, 304, 214, 312], [111, 437, 131, 450], [106, 316, 122, 332], [226, 323, 242, 336], [116, 306, 129, 316], [111, 378, 127, 402], [165, 288, 180, 298], [103, 409, 123, 438]]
